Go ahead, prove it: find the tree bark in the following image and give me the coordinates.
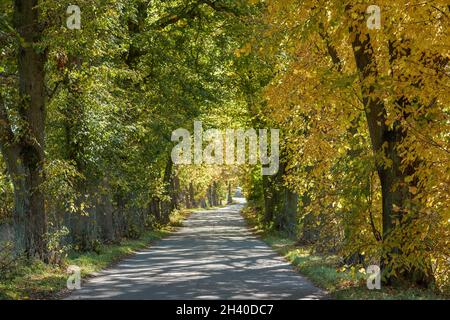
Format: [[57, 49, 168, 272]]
[[227, 181, 233, 204], [262, 174, 275, 224], [158, 157, 174, 224], [206, 185, 212, 207], [347, 5, 432, 286], [97, 178, 114, 242], [188, 181, 197, 208], [0, 0, 48, 259]]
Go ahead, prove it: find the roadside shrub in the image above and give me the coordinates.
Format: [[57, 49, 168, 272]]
[[0, 241, 25, 280]]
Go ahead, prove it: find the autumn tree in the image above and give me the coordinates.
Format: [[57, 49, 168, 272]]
[[249, 0, 449, 287]]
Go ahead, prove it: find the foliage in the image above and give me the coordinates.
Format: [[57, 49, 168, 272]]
[[236, 0, 449, 290], [0, 0, 448, 298]]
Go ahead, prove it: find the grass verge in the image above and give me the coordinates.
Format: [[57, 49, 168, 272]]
[[0, 208, 193, 300], [242, 206, 447, 300]]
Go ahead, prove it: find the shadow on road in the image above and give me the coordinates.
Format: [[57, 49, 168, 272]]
[[67, 204, 327, 300]]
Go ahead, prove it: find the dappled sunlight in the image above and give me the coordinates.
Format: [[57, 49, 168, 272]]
[[67, 205, 326, 300]]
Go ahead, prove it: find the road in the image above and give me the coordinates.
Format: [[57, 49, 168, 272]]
[[67, 202, 326, 299]]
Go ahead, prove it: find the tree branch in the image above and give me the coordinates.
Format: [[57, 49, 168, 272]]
[[152, 0, 241, 30]]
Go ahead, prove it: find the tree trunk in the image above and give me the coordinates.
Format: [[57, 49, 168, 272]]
[[348, 5, 432, 286], [97, 179, 114, 242], [184, 193, 191, 208], [271, 157, 297, 236], [9, 156, 47, 259], [207, 185, 212, 207], [227, 181, 233, 204], [200, 198, 207, 209], [160, 157, 174, 223], [212, 181, 219, 206], [189, 181, 196, 208], [279, 189, 298, 237], [0, 0, 48, 259], [171, 174, 180, 210], [150, 197, 161, 222]]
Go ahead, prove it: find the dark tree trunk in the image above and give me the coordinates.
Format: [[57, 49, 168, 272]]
[[298, 192, 319, 243], [207, 185, 212, 207], [271, 157, 298, 236], [348, 5, 432, 286], [150, 197, 161, 222], [227, 181, 233, 204], [212, 181, 219, 206], [97, 179, 114, 242], [200, 198, 207, 209], [160, 157, 174, 223], [262, 174, 275, 224], [172, 175, 180, 210], [113, 194, 126, 238], [0, 0, 48, 259], [189, 181, 196, 208], [262, 147, 298, 236], [184, 193, 190, 208], [280, 189, 298, 237]]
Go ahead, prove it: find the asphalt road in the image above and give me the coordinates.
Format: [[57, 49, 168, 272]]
[[67, 202, 326, 300]]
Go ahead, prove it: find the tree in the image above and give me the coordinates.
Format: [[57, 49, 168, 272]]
[[0, 0, 47, 259], [256, 0, 449, 287]]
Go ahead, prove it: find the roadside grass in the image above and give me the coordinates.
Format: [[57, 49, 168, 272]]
[[242, 206, 447, 300], [0, 208, 192, 300]]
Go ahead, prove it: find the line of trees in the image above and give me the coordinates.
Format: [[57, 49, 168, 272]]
[[0, 0, 248, 262]]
